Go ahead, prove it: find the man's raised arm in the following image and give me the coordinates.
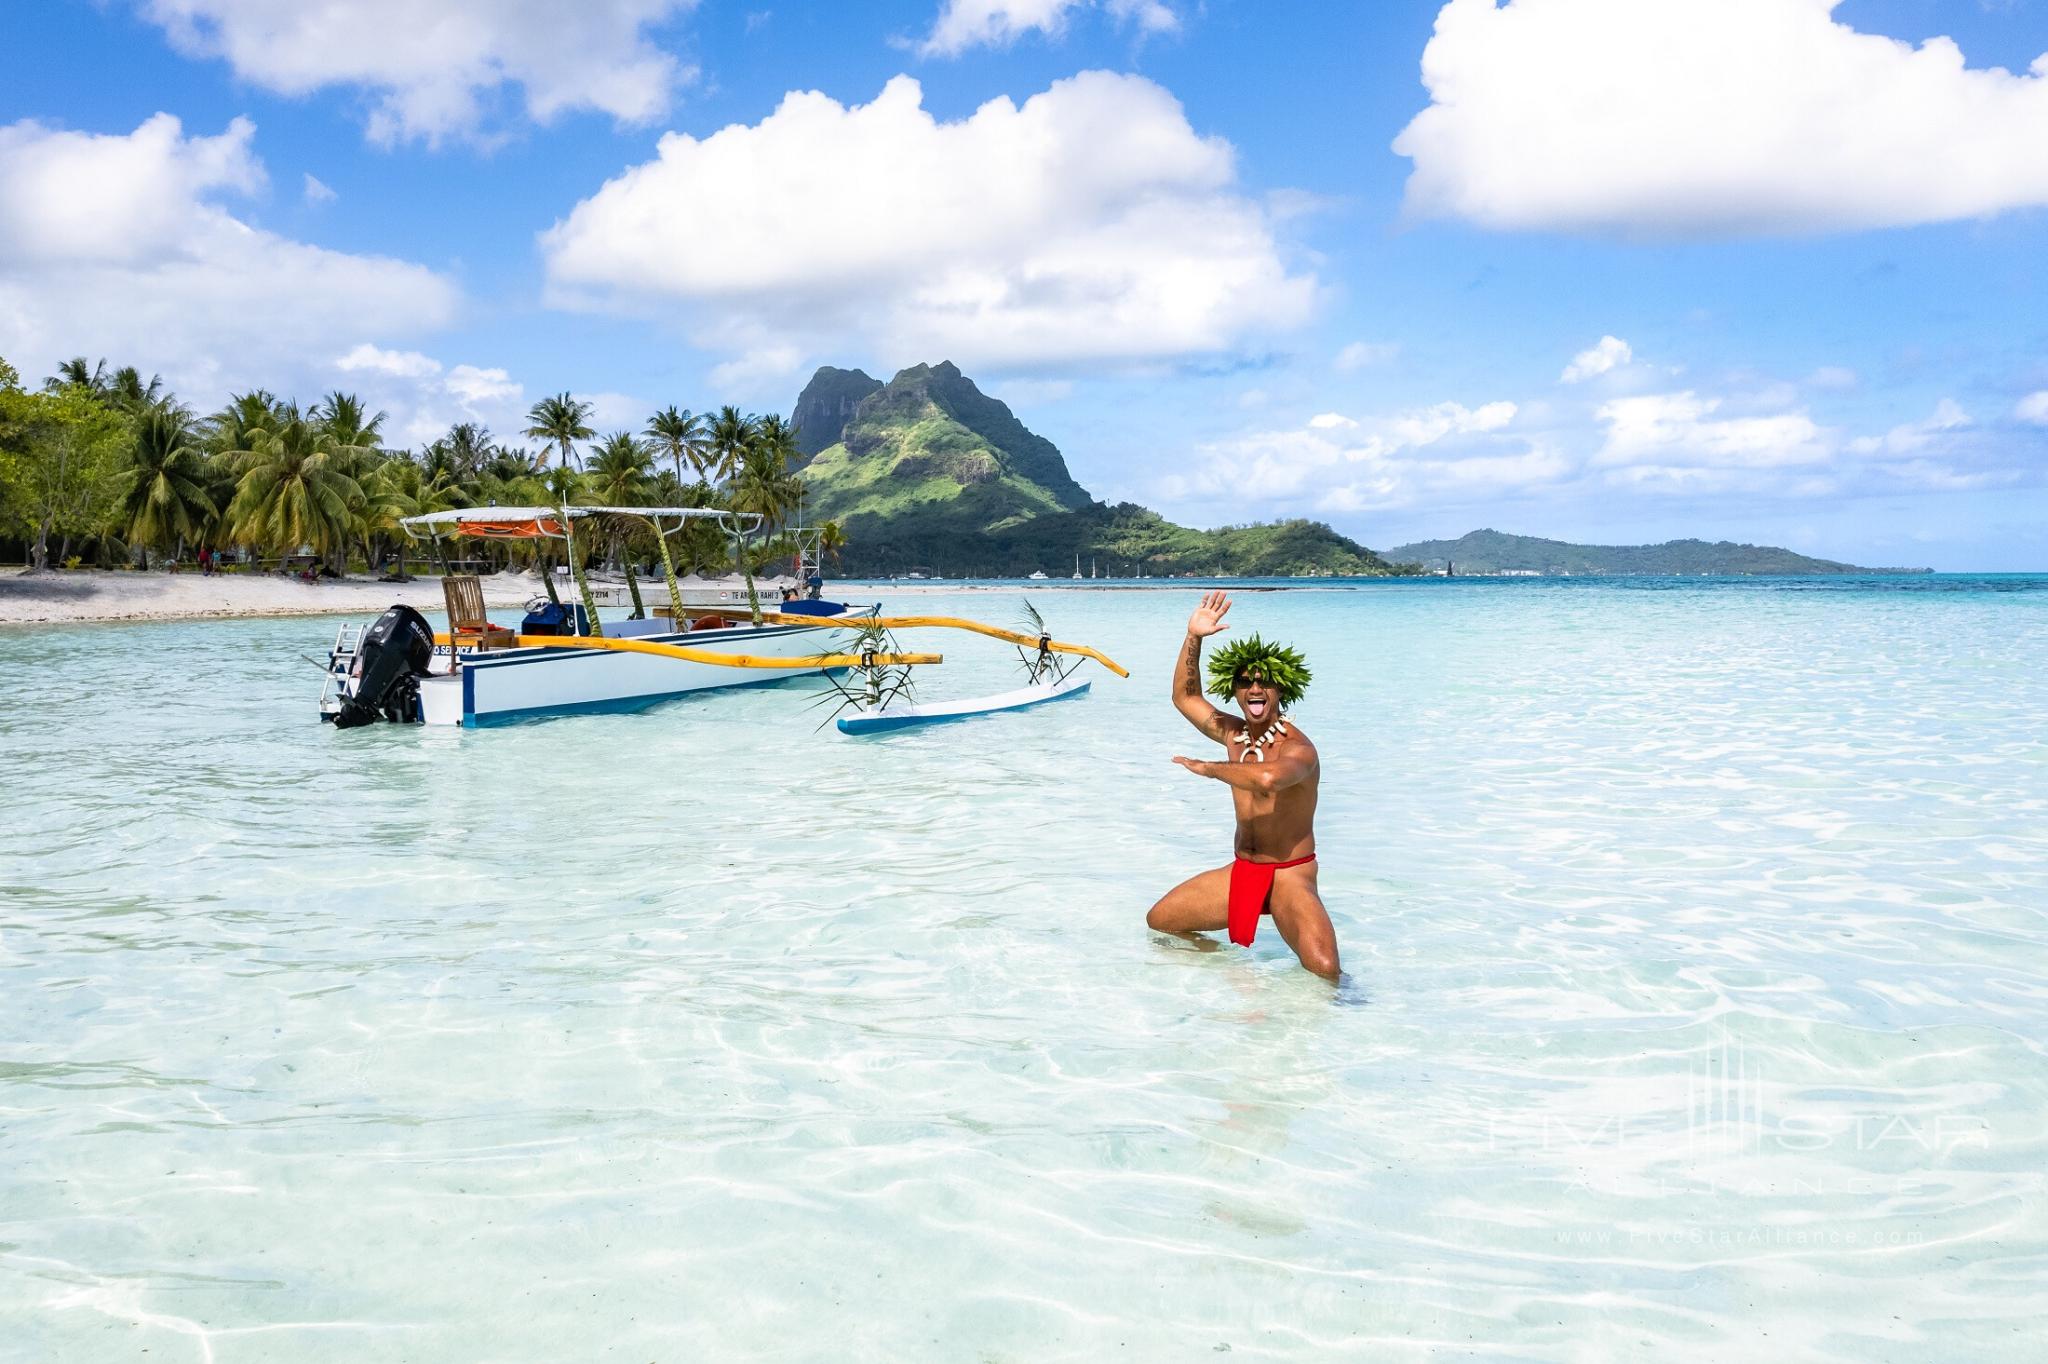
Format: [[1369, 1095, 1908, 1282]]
[[1174, 590, 1239, 743]]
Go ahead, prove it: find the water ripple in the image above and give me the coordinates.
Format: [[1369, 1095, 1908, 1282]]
[[3, 583, 2046, 1359]]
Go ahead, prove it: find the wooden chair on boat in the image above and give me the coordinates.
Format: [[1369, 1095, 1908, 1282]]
[[443, 574, 516, 652]]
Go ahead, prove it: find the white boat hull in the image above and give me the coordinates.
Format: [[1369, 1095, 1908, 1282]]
[[835, 676, 1091, 734], [412, 619, 849, 727]]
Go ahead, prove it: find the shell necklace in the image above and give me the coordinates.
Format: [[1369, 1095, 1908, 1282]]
[[1233, 713, 1289, 763]]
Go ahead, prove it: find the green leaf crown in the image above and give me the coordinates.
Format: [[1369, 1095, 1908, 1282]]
[[1205, 634, 1312, 706]]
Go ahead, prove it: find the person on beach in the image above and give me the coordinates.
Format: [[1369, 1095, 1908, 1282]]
[[1148, 590, 1340, 978]]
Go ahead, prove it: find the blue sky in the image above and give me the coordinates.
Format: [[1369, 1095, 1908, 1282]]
[[3, 0, 2047, 568]]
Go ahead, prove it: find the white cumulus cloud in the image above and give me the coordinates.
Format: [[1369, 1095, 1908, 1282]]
[[1847, 398, 1970, 457], [1395, 0, 2048, 237], [1595, 392, 1832, 471], [1561, 335, 1632, 383], [1594, 391, 2020, 496], [1153, 364, 2035, 529], [0, 112, 262, 264], [139, 0, 699, 146], [0, 115, 457, 398], [707, 344, 806, 402], [337, 342, 441, 381], [332, 343, 524, 447], [445, 363, 520, 407], [920, 0, 1178, 57], [1160, 399, 1535, 515], [2016, 392, 2048, 426], [302, 172, 336, 204], [541, 72, 1317, 374]]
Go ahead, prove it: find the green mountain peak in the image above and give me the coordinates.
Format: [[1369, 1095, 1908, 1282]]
[[792, 360, 1401, 578], [845, 361, 1092, 511], [790, 366, 883, 462]]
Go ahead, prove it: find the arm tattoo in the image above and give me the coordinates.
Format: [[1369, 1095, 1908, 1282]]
[[1178, 634, 1201, 697]]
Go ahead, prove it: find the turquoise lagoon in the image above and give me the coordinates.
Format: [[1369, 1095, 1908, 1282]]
[[2, 577, 2045, 1360]]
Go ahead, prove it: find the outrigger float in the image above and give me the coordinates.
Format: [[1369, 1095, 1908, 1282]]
[[318, 504, 1125, 730], [812, 603, 1120, 735], [831, 675, 1093, 734]]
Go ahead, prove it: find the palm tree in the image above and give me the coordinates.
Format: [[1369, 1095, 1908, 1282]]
[[753, 414, 802, 467], [524, 393, 594, 471], [357, 459, 419, 577], [538, 464, 602, 629], [751, 413, 809, 533], [707, 405, 756, 486], [731, 440, 805, 533], [316, 391, 387, 463], [226, 407, 363, 566], [311, 394, 392, 570], [486, 447, 541, 483], [818, 519, 847, 567], [380, 457, 463, 577], [419, 440, 461, 488], [586, 432, 653, 508], [728, 436, 806, 621], [193, 391, 284, 562], [586, 431, 654, 585], [48, 356, 108, 395], [648, 469, 687, 506], [122, 405, 215, 568], [195, 451, 242, 561], [442, 422, 496, 478], [645, 406, 710, 486], [108, 366, 165, 413], [206, 390, 284, 459]]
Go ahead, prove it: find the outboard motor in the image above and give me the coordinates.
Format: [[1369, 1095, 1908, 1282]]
[[333, 604, 435, 729]]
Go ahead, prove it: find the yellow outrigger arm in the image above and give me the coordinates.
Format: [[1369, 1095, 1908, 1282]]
[[763, 612, 1129, 678], [433, 632, 941, 671]]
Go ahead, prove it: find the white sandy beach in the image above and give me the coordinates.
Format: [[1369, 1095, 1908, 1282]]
[[0, 568, 1201, 626], [0, 567, 541, 626]]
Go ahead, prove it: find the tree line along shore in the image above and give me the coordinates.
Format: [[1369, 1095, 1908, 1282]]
[[0, 354, 840, 583]]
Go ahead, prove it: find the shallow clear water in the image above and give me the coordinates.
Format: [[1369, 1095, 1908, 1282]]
[[4, 578, 2046, 1362]]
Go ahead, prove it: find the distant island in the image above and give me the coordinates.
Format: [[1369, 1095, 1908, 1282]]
[[792, 362, 1406, 578], [1387, 529, 1932, 577]]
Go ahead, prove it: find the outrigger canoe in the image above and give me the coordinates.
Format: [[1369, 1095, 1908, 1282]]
[[835, 675, 1092, 734], [322, 505, 936, 727], [322, 508, 1127, 730]]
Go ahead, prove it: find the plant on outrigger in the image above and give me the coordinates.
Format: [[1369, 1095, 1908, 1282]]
[[811, 618, 918, 729], [1013, 597, 1074, 687]]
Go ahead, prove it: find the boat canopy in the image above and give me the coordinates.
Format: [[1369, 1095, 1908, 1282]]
[[401, 506, 763, 542]]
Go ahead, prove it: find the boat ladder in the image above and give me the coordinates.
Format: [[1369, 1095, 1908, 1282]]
[[319, 621, 363, 712]]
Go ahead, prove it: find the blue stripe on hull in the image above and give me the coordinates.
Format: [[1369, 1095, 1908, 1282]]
[[463, 668, 830, 728], [454, 619, 847, 728]]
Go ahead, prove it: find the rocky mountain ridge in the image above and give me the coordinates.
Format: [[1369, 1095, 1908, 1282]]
[[788, 362, 1401, 577]]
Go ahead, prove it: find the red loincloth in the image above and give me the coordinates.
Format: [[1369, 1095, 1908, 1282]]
[[1227, 853, 1317, 946]]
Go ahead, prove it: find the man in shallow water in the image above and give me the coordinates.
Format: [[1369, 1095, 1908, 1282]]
[[1148, 590, 1341, 979]]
